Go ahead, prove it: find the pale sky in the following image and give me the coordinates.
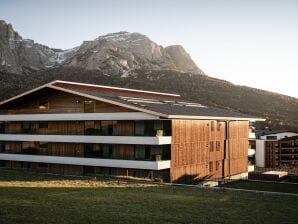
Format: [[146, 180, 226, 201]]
[[1, 0, 297, 97]]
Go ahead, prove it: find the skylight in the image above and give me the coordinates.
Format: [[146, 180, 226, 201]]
[[118, 96, 207, 108]]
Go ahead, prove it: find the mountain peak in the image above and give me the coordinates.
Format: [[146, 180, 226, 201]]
[[95, 31, 150, 43], [0, 20, 204, 75], [165, 45, 204, 74], [0, 20, 22, 40]]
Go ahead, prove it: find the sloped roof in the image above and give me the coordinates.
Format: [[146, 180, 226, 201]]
[[255, 130, 296, 137], [0, 80, 265, 121]]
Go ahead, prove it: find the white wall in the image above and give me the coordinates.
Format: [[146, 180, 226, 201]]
[[255, 140, 265, 167], [0, 112, 159, 121], [0, 153, 171, 170], [0, 134, 172, 145]]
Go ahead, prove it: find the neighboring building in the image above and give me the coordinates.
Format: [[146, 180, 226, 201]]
[[0, 80, 263, 183], [264, 136, 298, 169], [255, 131, 298, 169], [256, 130, 297, 140]]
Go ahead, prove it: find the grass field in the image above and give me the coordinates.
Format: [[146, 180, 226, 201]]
[[0, 169, 298, 224], [222, 180, 298, 194]]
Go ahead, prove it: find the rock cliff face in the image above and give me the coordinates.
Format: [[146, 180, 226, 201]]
[[0, 20, 70, 74], [0, 21, 204, 75]]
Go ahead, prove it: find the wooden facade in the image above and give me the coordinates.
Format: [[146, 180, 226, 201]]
[[171, 120, 248, 183], [0, 88, 132, 114], [0, 81, 252, 183]]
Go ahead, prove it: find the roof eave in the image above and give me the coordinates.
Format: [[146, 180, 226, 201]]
[[167, 115, 265, 121]]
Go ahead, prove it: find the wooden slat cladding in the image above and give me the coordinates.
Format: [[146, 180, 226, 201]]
[[117, 121, 134, 135], [115, 121, 134, 159], [46, 121, 84, 135], [224, 121, 249, 176], [95, 101, 132, 113], [2, 88, 133, 114], [48, 143, 84, 157], [171, 120, 248, 183]]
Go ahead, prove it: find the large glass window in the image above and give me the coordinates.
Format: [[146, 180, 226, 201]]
[[85, 144, 102, 158], [22, 122, 33, 134], [84, 121, 95, 135], [22, 142, 38, 154], [154, 120, 163, 136], [134, 121, 144, 136], [0, 122, 5, 133], [134, 120, 170, 136], [102, 144, 114, 158], [101, 121, 117, 135], [0, 141, 5, 152], [134, 145, 160, 160], [38, 121, 48, 129], [134, 145, 145, 159], [150, 145, 162, 160]]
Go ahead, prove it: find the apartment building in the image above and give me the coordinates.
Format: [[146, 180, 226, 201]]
[[0, 80, 263, 183], [255, 131, 298, 169]]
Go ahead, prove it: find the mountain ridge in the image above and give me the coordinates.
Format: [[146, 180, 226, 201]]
[[0, 20, 203, 75], [0, 19, 297, 131]]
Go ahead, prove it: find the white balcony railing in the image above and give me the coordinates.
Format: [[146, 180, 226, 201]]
[[0, 112, 159, 121], [0, 153, 171, 170], [0, 134, 172, 145]]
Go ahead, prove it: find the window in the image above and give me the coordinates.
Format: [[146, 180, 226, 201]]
[[154, 120, 163, 136], [216, 141, 220, 151], [85, 121, 95, 135], [84, 100, 95, 113], [135, 145, 145, 159], [135, 121, 144, 136], [150, 145, 162, 161], [209, 142, 214, 152], [0, 122, 5, 133], [101, 121, 117, 135], [5, 143, 10, 152], [86, 144, 103, 158], [39, 142, 48, 149], [38, 101, 49, 109], [211, 121, 215, 131], [267, 136, 277, 140], [145, 146, 151, 160], [38, 121, 48, 129], [102, 144, 114, 158], [216, 161, 220, 171], [22, 121, 36, 134], [22, 142, 37, 154], [209, 162, 213, 172], [0, 142, 5, 152], [217, 122, 221, 131], [22, 121, 31, 131]]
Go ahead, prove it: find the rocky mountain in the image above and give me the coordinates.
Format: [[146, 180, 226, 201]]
[[0, 19, 297, 131], [0, 20, 72, 74], [0, 21, 203, 75]]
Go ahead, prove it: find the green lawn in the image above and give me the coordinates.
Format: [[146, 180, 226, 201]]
[[222, 180, 298, 194], [0, 169, 298, 224]]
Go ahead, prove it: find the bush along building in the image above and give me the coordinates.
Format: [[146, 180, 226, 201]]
[[0, 80, 264, 183]]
